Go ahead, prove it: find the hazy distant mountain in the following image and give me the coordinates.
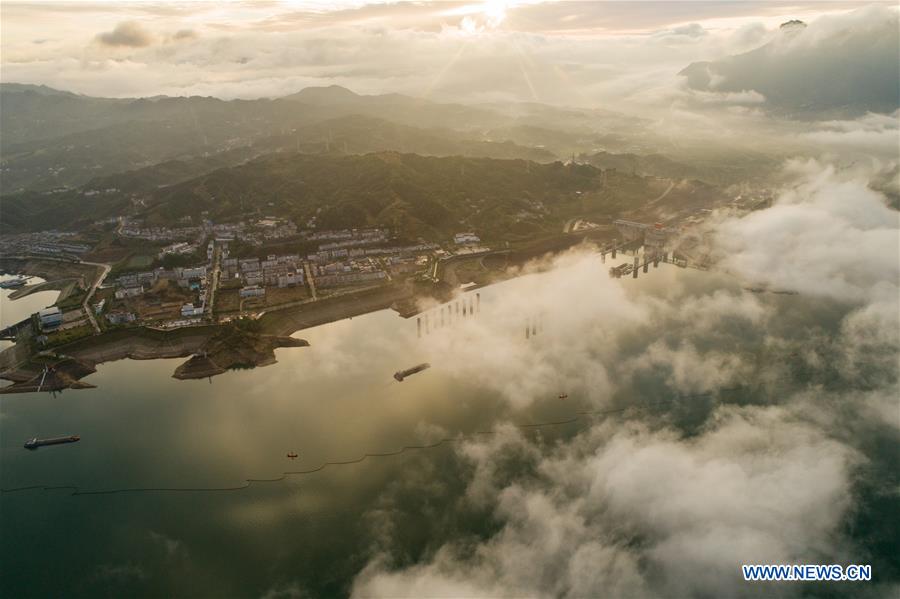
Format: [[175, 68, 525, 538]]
[[255, 115, 556, 162], [283, 85, 510, 131], [0, 83, 575, 192], [285, 84, 363, 105], [0, 83, 80, 97], [583, 152, 702, 180], [679, 16, 900, 117]]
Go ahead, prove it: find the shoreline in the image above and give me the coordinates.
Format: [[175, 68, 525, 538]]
[[0, 325, 309, 393], [0, 234, 603, 393]]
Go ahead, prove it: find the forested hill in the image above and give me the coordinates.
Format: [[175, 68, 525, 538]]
[[144, 152, 615, 240], [1, 151, 678, 240]]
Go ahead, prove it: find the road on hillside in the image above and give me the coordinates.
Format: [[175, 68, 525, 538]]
[[79, 260, 111, 333]]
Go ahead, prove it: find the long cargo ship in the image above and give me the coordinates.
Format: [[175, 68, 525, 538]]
[[24, 435, 80, 450], [394, 363, 430, 382]]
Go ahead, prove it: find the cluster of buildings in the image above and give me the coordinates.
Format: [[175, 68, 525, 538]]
[[119, 223, 204, 242], [119, 217, 300, 247], [223, 254, 305, 290], [0, 232, 90, 258], [304, 227, 387, 242], [453, 232, 481, 245], [158, 241, 199, 259], [98, 220, 489, 327], [113, 265, 209, 299], [82, 187, 120, 197], [318, 229, 388, 251], [256, 218, 298, 241], [307, 241, 437, 264], [110, 263, 210, 324], [309, 257, 386, 288]]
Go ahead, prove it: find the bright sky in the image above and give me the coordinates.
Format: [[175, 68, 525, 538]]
[[0, 1, 889, 103]]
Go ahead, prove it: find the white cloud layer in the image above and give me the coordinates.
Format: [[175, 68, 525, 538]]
[[348, 156, 898, 598], [353, 407, 860, 598], [1, 0, 893, 115]]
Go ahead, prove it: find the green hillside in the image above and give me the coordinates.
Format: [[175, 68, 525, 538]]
[[2, 151, 691, 240], [139, 152, 655, 241]]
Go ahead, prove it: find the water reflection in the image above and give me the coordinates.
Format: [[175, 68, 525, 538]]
[[0, 255, 709, 596]]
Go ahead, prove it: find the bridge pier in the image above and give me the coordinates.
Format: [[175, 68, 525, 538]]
[[417, 317, 421, 338], [633, 255, 639, 278]]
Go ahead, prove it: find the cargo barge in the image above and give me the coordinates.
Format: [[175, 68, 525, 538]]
[[394, 363, 430, 382], [24, 435, 80, 450]]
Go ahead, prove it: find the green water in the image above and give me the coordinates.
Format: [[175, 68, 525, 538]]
[[0, 256, 696, 597]]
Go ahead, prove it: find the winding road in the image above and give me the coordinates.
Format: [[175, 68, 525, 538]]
[[79, 260, 111, 333]]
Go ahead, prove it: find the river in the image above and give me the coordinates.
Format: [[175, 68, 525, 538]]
[[0, 254, 712, 597]]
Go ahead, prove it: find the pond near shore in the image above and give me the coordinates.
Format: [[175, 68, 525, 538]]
[[0, 274, 59, 351]]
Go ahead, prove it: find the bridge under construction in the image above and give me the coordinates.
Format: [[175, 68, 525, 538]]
[[601, 219, 695, 278]]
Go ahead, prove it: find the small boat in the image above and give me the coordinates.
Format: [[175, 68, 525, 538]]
[[286, 452, 298, 459], [24, 435, 80, 450], [394, 363, 431, 382], [558, 393, 568, 400], [0, 277, 28, 289]]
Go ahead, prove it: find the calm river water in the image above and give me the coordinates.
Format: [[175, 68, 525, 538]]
[[0, 255, 707, 597]]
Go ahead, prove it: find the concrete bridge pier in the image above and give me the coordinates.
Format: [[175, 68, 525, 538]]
[[476, 293, 480, 313], [417, 317, 421, 338], [633, 255, 639, 278], [611, 248, 617, 259]]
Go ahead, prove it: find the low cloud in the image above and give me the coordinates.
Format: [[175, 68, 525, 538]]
[[679, 5, 900, 116], [348, 157, 899, 597], [714, 159, 900, 303], [803, 111, 900, 157], [171, 29, 198, 42], [95, 21, 154, 48], [353, 407, 860, 598]]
